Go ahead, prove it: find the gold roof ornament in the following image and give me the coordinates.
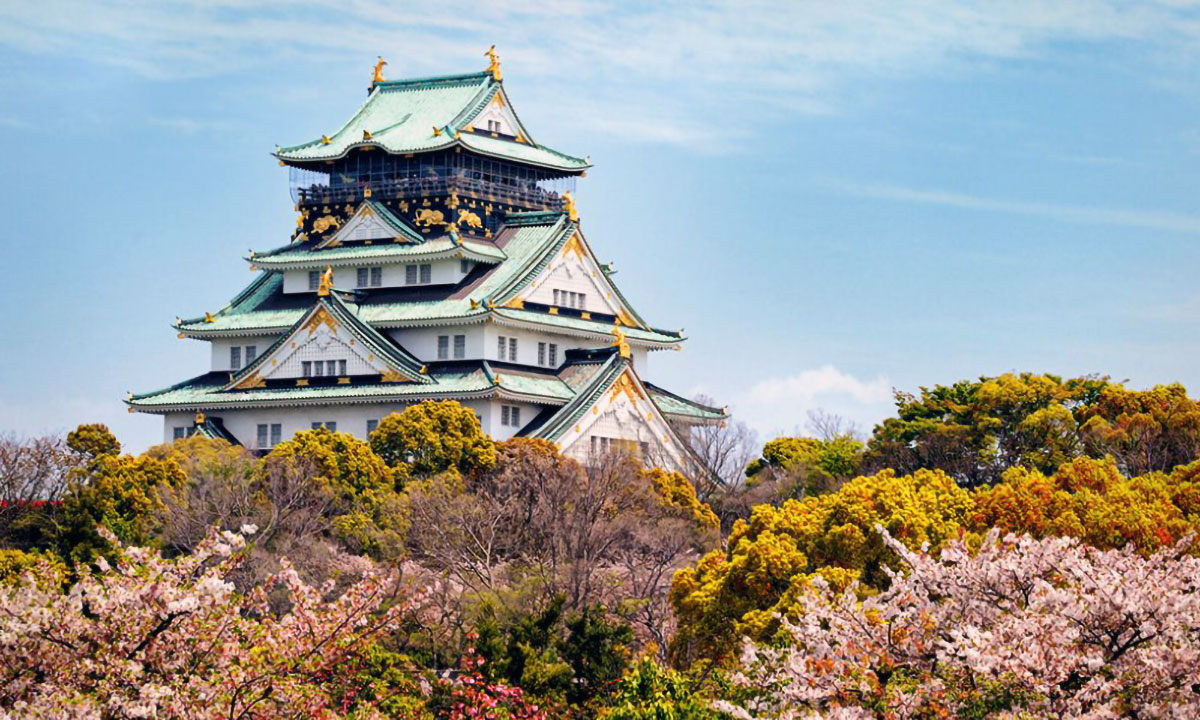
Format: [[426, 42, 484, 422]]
[[321, 135, 331, 145], [611, 326, 631, 359], [317, 265, 334, 296], [433, 126, 443, 136], [372, 56, 388, 84], [204, 312, 215, 323], [493, 371, 502, 386], [562, 191, 578, 222], [362, 129, 373, 141], [194, 412, 206, 424], [485, 44, 501, 81]]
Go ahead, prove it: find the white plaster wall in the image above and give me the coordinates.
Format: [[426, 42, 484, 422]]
[[209, 336, 281, 372], [162, 399, 495, 449], [483, 324, 599, 368], [522, 254, 621, 315], [388, 326, 486, 362], [282, 259, 464, 294]]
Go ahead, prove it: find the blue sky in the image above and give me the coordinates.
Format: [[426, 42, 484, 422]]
[[2, 1, 1199, 451]]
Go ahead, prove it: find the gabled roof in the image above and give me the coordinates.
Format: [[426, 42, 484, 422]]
[[275, 71, 588, 172], [225, 291, 432, 390], [644, 383, 727, 424], [178, 213, 684, 347], [249, 234, 506, 270], [318, 201, 424, 247]]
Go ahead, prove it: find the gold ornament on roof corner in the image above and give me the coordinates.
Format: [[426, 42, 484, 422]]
[[484, 45, 501, 81], [204, 312, 215, 323], [611, 326, 631, 359], [372, 56, 388, 84], [317, 265, 334, 296], [362, 129, 373, 141], [562, 191, 578, 221], [321, 135, 332, 145], [194, 412, 205, 424]]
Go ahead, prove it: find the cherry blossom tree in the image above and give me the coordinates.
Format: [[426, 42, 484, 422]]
[[0, 525, 416, 718], [717, 528, 1200, 718]]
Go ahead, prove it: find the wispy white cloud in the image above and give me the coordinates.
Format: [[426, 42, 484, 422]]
[[1, 1, 1198, 145], [831, 179, 1200, 234], [731, 365, 895, 439], [146, 116, 237, 134]]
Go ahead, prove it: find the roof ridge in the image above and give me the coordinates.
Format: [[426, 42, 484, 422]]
[[374, 71, 492, 89]]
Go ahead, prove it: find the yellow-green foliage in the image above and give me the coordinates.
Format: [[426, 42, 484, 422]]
[[972, 457, 1200, 552], [0, 549, 66, 589], [370, 400, 497, 482], [265, 428, 407, 559], [65, 423, 121, 460], [670, 468, 973, 663], [645, 468, 719, 531]]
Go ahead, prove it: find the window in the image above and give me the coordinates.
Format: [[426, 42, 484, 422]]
[[313, 361, 324, 377], [501, 406, 509, 425], [173, 427, 187, 440], [370, 267, 382, 287], [453, 335, 465, 359], [538, 342, 545, 366], [460, 259, 470, 274], [508, 337, 517, 362], [419, 264, 431, 284], [326, 360, 338, 376], [311, 421, 337, 432], [497, 336, 507, 361], [406, 265, 417, 284], [548, 343, 558, 366], [230, 346, 241, 370], [308, 270, 320, 290], [302, 361, 312, 377], [487, 119, 501, 133], [245, 345, 257, 364], [500, 405, 521, 427], [357, 268, 369, 287], [367, 419, 379, 435], [339, 359, 347, 375], [578, 294, 585, 310], [259, 423, 281, 448], [553, 289, 560, 306], [437, 335, 449, 360]]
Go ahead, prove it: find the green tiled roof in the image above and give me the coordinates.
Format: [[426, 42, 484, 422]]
[[275, 72, 588, 172], [250, 236, 506, 269], [526, 353, 627, 440], [644, 383, 727, 423], [178, 213, 681, 346]]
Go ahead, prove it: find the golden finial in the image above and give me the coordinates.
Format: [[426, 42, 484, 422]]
[[204, 312, 215, 323], [372, 56, 388, 84], [485, 45, 501, 81], [195, 412, 206, 424], [612, 325, 631, 359], [321, 135, 331, 145], [493, 372, 502, 386], [562, 191, 578, 222], [420, 365, 428, 374], [433, 126, 443, 136], [363, 186, 373, 199], [317, 265, 334, 296], [362, 129, 373, 141]]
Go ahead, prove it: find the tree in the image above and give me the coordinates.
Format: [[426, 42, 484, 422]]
[[0, 526, 417, 717], [1078, 383, 1200, 476], [65, 423, 121, 461], [669, 468, 973, 665], [717, 529, 1200, 718], [599, 657, 726, 719], [371, 400, 497, 482], [0, 434, 76, 551]]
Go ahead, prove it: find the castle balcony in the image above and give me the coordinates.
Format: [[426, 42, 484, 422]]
[[293, 173, 573, 212]]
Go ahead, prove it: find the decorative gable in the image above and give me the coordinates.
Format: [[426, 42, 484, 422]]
[[558, 367, 685, 468], [227, 300, 425, 390], [320, 202, 415, 247], [514, 232, 638, 325], [463, 90, 526, 140]]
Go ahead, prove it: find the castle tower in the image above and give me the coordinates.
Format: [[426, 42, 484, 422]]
[[128, 54, 725, 468]]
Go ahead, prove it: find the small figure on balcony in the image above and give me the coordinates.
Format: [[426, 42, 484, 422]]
[[372, 56, 388, 84]]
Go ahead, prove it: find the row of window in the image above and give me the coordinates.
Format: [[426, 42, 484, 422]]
[[500, 405, 522, 427], [302, 359, 348, 377], [497, 335, 518, 361], [307, 263, 433, 291], [537, 342, 558, 368], [230, 345, 258, 370], [437, 334, 467, 360], [553, 289, 586, 309], [357, 267, 383, 288], [590, 436, 650, 458]]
